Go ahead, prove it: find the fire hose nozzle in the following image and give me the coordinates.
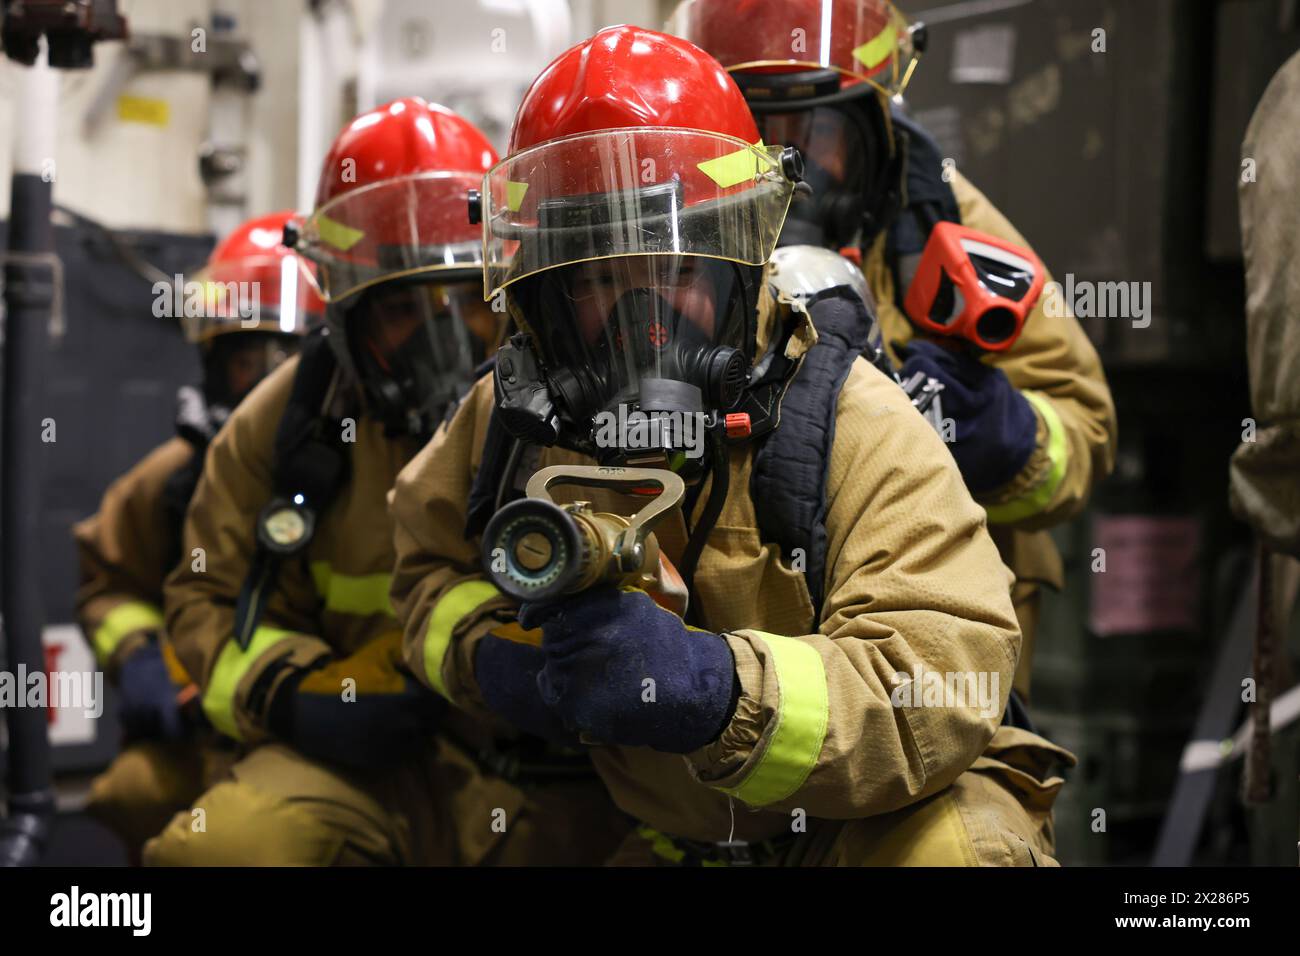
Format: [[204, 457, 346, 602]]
[[481, 465, 685, 603]]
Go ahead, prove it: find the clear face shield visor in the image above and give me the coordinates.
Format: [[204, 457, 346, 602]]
[[482, 128, 799, 458], [296, 171, 487, 304], [756, 107, 878, 247], [202, 330, 303, 409]]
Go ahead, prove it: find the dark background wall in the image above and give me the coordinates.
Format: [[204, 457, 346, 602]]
[[1, 212, 211, 773]]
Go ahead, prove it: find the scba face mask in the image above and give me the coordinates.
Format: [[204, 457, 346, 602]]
[[495, 255, 755, 465], [202, 330, 301, 418], [481, 124, 797, 465], [349, 280, 497, 438], [754, 97, 900, 252]]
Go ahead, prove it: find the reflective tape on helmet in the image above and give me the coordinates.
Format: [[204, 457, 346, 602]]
[[92, 601, 165, 664], [316, 213, 365, 252], [717, 631, 828, 808], [202, 625, 297, 741], [853, 21, 899, 71], [309, 562, 395, 618], [422, 579, 502, 696], [984, 390, 1069, 525], [506, 181, 530, 212], [696, 139, 764, 190]]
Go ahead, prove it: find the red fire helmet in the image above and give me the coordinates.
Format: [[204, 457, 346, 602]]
[[482, 25, 801, 299], [296, 97, 499, 303], [186, 209, 324, 344], [678, 0, 921, 97]]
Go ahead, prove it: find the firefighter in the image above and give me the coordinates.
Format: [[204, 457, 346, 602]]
[[389, 25, 1073, 866], [680, 0, 1118, 699]]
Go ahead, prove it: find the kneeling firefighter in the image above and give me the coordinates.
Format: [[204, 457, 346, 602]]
[[390, 26, 1074, 867], [74, 210, 316, 860], [680, 0, 1118, 700], [146, 98, 629, 866]]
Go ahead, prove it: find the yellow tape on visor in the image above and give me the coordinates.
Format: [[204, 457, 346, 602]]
[[697, 140, 765, 190]]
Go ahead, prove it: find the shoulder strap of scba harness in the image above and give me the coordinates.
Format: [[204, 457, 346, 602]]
[[466, 403, 517, 540], [233, 330, 351, 648], [886, 108, 963, 295], [750, 287, 877, 618], [162, 386, 229, 573], [161, 442, 207, 574]]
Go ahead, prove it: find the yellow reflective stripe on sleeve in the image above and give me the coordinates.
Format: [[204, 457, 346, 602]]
[[316, 214, 365, 252], [506, 181, 530, 212], [853, 22, 899, 70], [422, 580, 502, 696], [984, 390, 1069, 525], [92, 601, 164, 664], [697, 139, 765, 190], [309, 562, 395, 618], [718, 632, 828, 808], [202, 625, 295, 741]]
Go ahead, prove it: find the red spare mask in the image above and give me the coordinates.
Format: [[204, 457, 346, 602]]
[[903, 222, 1044, 352]]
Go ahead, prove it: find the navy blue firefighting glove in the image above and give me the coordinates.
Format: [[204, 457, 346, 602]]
[[897, 339, 1039, 493], [521, 587, 739, 754], [267, 632, 445, 771], [117, 640, 186, 742], [473, 631, 580, 746]]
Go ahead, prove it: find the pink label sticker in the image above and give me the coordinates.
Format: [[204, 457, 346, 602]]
[[1089, 515, 1201, 636]]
